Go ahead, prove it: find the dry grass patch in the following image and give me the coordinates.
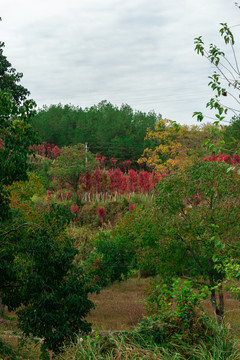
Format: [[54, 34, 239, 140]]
[[87, 277, 148, 331], [0, 277, 239, 359], [202, 290, 240, 337], [87, 277, 240, 337]]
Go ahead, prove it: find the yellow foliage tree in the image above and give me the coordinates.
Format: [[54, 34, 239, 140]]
[[138, 120, 222, 174], [138, 119, 189, 173]]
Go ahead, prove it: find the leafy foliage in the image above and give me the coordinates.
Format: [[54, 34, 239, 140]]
[[0, 41, 30, 104], [153, 161, 239, 323], [138, 119, 187, 173], [223, 115, 240, 153], [193, 7, 240, 152], [107, 161, 240, 324], [87, 230, 136, 287], [48, 144, 96, 193], [31, 101, 160, 164], [0, 90, 37, 221], [138, 120, 215, 173], [1, 204, 95, 355], [0, 45, 96, 357]]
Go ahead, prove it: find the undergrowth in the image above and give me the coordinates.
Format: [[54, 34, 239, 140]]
[[57, 315, 240, 360]]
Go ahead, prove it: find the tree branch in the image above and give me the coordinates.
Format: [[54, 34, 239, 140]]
[[0, 223, 44, 238]]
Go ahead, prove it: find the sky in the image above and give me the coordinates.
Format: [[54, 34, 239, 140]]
[[1, 0, 240, 125]]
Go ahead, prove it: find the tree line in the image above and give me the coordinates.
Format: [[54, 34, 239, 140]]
[[31, 101, 161, 164]]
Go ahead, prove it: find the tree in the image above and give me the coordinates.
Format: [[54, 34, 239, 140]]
[[108, 161, 240, 325], [193, 5, 240, 151], [48, 143, 96, 193], [153, 161, 239, 324], [1, 204, 94, 355], [138, 119, 189, 173], [223, 115, 240, 153], [31, 104, 80, 146], [0, 42, 30, 104], [0, 40, 36, 221], [0, 45, 95, 357], [31, 101, 159, 164], [0, 91, 37, 221]]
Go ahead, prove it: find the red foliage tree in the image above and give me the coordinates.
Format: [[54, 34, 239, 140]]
[[110, 158, 117, 168], [203, 153, 240, 165], [122, 160, 132, 173], [97, 206, 106, 223]]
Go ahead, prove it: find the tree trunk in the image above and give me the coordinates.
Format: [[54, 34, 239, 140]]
[[0, 292, 4, 316], [138, 267, 142, 280], [216, 284, 224, 326], [210, 285, 224, 326]]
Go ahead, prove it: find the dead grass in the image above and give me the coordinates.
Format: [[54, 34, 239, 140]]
[[87, 277, 240, 337], [0, 310, 42, 359], [202, 289, 240, 338], [87, 277, 148, 331], [0, 276, 239, 358]]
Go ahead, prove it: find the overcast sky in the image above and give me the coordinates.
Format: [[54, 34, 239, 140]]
[[1, 0, 240, 124]]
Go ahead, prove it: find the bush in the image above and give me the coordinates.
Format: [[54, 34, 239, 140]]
[[86, 230, 136, 287]]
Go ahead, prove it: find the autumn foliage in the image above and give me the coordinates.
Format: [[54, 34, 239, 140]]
[[138, 119, 189, 173], [48, 167, 166, 201], [29, 142, 62, 159], [203, 152, 240, 165]]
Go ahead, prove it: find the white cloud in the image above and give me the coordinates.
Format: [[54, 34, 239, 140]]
[[1, 0, 240, 124]]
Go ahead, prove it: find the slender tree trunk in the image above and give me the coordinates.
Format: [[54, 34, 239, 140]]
[[210, 285, 224, 326], [138, 267, 142, 280], [210, 287, 217, 314], [0, 292, 4, 316], [208, 263, 225, 326], [216, 284, 224, 326]]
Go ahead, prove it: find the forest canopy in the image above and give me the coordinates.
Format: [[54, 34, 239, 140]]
[[31, 101, 161, 163]]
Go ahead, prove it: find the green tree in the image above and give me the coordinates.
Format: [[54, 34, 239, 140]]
[[0, 41, 30, 104], [109, 162, 240, 325], [153, 161, 239, 324], [31, 101, 159, 164], [223, 115, 240, 153], [31, 104, 79, 146], [0, 90, 37, 221], [1, 205, 94, 355], [0, 45, 95, 357], [193, 5, 240, 152], [0, 40, 37, 222], [48, 143, 96, 193]]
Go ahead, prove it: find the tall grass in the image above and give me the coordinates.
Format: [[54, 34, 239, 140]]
[[58, 316, 240, 360]]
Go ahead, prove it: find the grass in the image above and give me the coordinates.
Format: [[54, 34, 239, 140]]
[[201, 290, 240, 338], [87, 277, 240, 335], [87, 277, 148, 331], [57, 318, 240, 360], [0, 277, 239, 359]]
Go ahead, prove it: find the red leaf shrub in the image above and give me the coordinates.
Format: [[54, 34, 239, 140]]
[[129, 203, 136, 213], [30, 142, 62, 159], [203, 153, 240, 165], [110, 158, 117, 168], [71, 204, 80, 215], [97, 206, 106, 223]]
